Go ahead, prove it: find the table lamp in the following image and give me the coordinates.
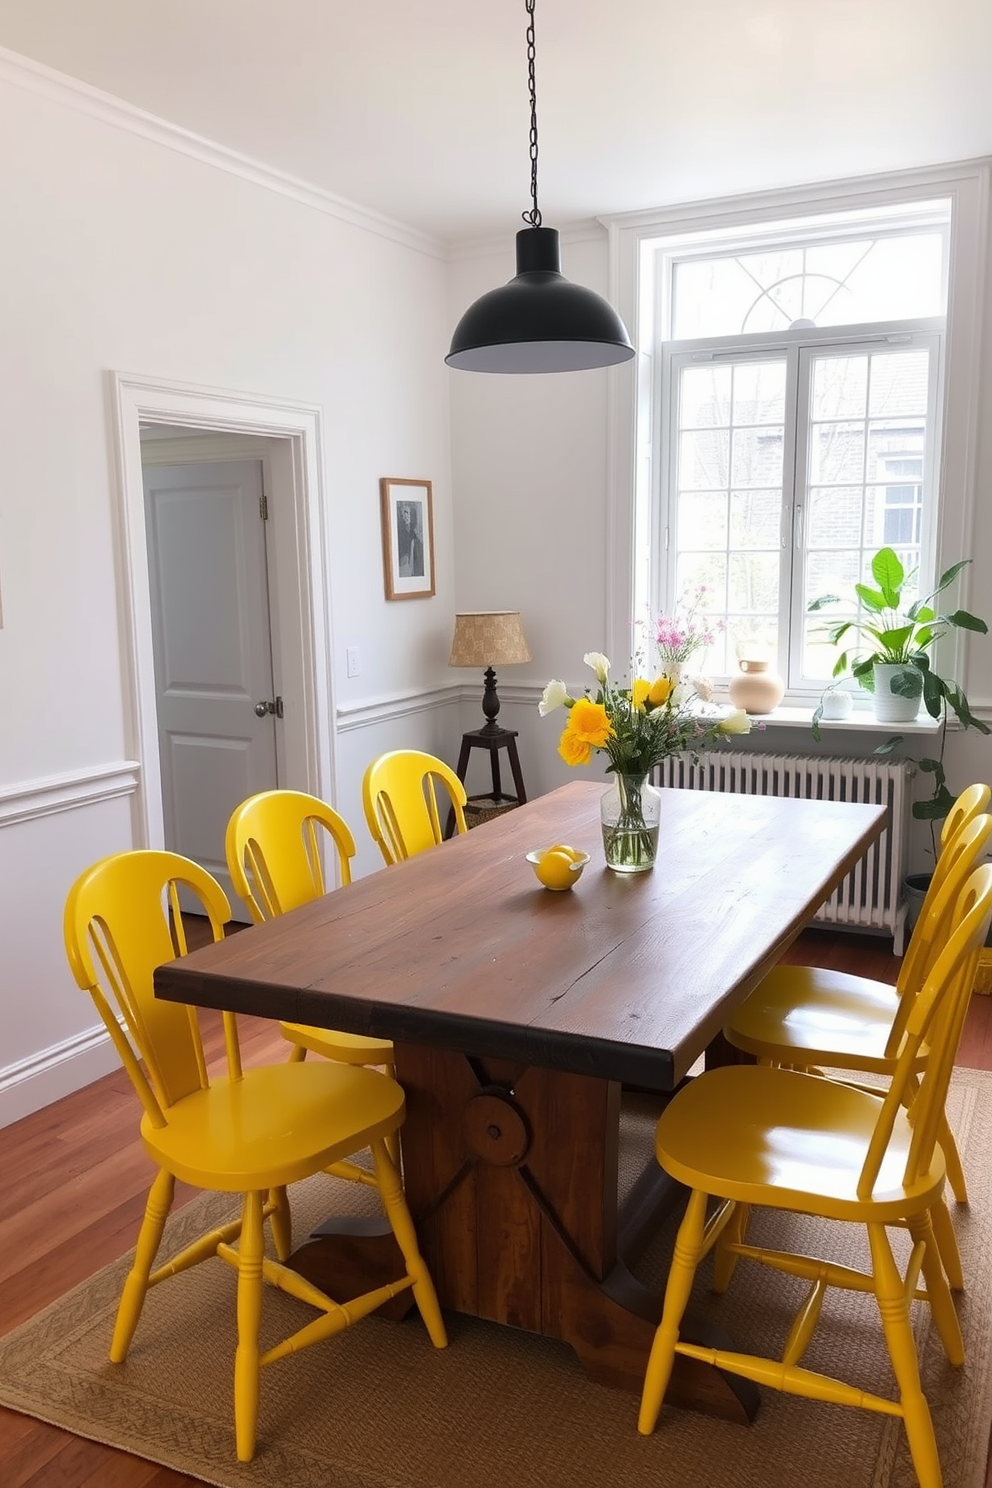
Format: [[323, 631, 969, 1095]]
[[448, 611, 531, 734]]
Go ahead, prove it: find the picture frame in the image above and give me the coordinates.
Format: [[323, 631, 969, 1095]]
[[379, 477, 436, 600]]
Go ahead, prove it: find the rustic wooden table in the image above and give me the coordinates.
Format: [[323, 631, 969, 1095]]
[[155, 780, 886, 1421]]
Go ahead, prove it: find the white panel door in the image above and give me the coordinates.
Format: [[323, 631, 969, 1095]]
[[144, 459, 278, 919]]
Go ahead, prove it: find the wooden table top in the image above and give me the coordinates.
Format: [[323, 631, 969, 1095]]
[[155, 780, 886, 1091]]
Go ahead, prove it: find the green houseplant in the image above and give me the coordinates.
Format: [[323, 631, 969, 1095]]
[[809, 546, 989, 849]]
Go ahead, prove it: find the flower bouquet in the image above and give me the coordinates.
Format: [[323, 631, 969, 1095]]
[[540, 651, 751, 872], [653, 586, 724, 681]]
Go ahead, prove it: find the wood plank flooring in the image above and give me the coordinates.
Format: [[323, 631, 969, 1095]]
[[3, 926, 991, 1488]]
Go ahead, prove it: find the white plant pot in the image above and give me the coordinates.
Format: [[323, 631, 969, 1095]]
[[820, 689, 853, 720], [872, 663, 923, 723]]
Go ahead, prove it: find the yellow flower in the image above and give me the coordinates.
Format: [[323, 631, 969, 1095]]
[[647, 675, 673, 707], [558, 727, 592, 766], [567, 697, 613, 748], [631, 678, 652, 711]]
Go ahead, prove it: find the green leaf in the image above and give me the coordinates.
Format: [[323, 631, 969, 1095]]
[[890, 668, 924, 699], [914, 786, 956, 821], [810, 703, 823, 742], [854, 583, 888, 613], [906, 602, 935, 623], [917, 757, 942, 775], [947, 609, 989, 633], [934, 559, 971, 592], [875, 623, 915, 659], [808, 594, 841, 612], [871, 547, 905, 606], [921, 670, 945, 719], [873, 735, 902, 755]]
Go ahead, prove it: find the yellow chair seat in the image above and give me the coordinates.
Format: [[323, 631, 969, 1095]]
[[656, 1063, 943, 1221], [726, 966, 907, 1073], [140, 1059, 404, 1192]]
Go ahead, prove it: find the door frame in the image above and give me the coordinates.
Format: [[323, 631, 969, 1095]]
[[109, 371, 335, 851]]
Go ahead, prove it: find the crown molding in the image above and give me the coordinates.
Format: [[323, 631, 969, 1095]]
[[0, 45, 446, 261], [447, 217, 608, 263]]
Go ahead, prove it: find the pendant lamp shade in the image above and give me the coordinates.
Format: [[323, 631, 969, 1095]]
[[445, 0, 635, 375], [446, 228, 635, 374]]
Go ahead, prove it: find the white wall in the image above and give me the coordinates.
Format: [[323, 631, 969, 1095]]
[[0, 63, 458, 1123]]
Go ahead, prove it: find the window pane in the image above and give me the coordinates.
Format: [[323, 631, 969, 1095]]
[[807, 486, 864, 548], [677, 491, 727, 550], [678, 429, 729, 488], [811, 356, 868, 419], [809, 422, 866, 484], [680, 365, 731, 427], [730, 490, 781, 548], [733, 362, 786, 424], [868, 350, 929, 417], [671, 226, 946, 339]]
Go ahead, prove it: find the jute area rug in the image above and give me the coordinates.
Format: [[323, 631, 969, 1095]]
[[2, 1070, 992, 1488]]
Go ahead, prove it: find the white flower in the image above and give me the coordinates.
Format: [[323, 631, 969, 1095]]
[[538, 679, 572, 716], [716, 707, 752, 736], [583, 652, 610, 686]]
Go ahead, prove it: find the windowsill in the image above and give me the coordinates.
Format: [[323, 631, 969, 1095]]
[[731, 704, 944, 734]]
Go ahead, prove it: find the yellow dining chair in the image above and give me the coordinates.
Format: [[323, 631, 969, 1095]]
[[63, 848, 447, 1463], [225, 789, 394, 1069], [638, 862, 992, 1488], [724, 785, 991, 1219], [362, 749, 468, 865]]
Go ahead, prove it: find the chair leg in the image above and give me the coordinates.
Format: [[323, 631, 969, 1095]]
[[908, 1210, 964, 1366], [234, 1191, 265, 1464], [868, 1222, 944, 1488], [267, 1185, 292, 1261], [929, 1194, 964, 1292], [712, 1200, 750, 1294], [638, 1188, 708, 1435], [938, 1113, 968, 1205], [111, 1167, 175, 1363], [370, 1137, 447, 1349]]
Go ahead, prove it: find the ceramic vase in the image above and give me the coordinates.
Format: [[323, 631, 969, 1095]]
[[600, 773, 661, 873], [727, 658, 785, 715]]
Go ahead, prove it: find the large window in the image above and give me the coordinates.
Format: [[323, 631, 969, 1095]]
[[649, 204, 949, 693]]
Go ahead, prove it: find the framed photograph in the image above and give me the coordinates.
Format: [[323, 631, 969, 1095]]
[[379, 477, 436, 600]]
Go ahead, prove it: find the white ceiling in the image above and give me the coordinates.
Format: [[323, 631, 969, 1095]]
[[1, 0, 991, 243]]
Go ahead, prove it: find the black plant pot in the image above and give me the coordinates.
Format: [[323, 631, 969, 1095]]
[[903, 870, 992, 945]]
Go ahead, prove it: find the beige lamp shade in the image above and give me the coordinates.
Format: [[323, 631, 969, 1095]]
[[449, 611, 530, 734], [448, 611, 531, 669]]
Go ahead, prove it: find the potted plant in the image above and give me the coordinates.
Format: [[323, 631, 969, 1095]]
[[810, 546, 990, 925]]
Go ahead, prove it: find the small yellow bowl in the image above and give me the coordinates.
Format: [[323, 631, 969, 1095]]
[[525, 846, 591, 891]]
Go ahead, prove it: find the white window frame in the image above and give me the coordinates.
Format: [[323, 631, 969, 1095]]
[[603, 162, 990, 708], [658, 320, 944, 694]]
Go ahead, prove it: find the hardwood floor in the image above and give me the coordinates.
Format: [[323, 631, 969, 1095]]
[[3, 926, 991, 1488]]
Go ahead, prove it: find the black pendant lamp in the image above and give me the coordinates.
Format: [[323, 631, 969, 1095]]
[[445, 0, 635, 375]]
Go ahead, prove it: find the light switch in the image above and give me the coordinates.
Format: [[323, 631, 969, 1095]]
[[346, 646, 361, 678]]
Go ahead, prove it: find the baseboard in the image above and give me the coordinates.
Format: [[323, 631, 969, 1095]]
[[0, 1025, 119, 1129]]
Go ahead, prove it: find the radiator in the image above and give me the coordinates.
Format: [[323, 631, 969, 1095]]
[[654, 751, 914, 949]]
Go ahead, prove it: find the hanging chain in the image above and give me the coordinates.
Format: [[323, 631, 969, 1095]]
[[521, 0, 542, 227]]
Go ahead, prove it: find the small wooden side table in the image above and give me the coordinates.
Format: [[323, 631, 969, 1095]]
[[448, 725, 527, 835]]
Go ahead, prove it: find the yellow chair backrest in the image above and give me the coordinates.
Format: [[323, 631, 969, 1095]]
[[886, 807, 992, 1055], [939, 782, 991, 848], [63, 850, 233, 1121], [861, 859, 992, 1198], [226, 789, 356, 921], [362, 750, 468, 865]]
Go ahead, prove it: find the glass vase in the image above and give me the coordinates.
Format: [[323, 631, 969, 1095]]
[[600, 773, 661, 873]]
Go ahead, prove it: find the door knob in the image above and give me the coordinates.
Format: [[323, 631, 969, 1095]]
[[254, 697, 284, 718]]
